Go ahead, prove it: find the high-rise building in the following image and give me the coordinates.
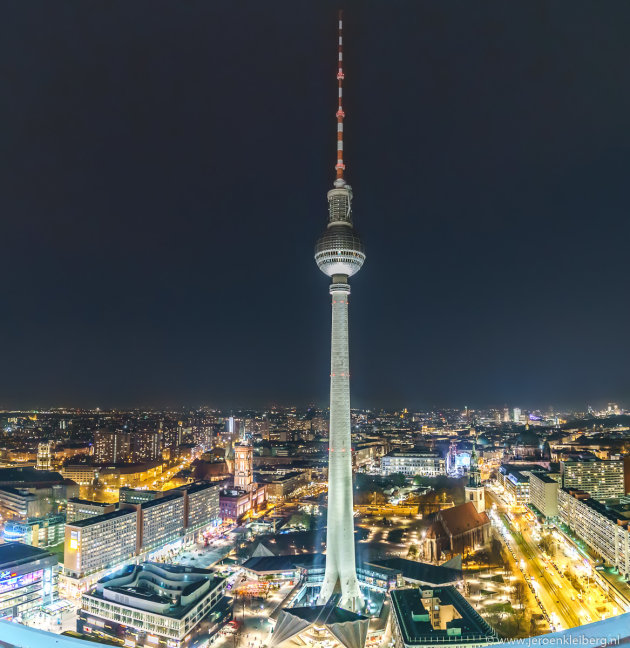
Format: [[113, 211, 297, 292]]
[[560, 458, 624, 501], [315, 12, 365, 612], [528, 471, 560, 518], [381, 451, 445, 477], [36, 440, 54, 471], [513, 407, 521, 423], [94, 430, 131, 464], [0, 543, 58, 619], [78, 563, 228, 648], [130, 430, 163, 462], [233, 444, 253, 490]]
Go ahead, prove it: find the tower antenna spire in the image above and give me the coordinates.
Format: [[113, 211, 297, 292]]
[[335, 10, 346, 186]]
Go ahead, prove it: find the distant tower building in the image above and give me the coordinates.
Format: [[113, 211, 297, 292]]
[[131, 431, 163, 462], [228, 416, 235, 435], [315, 12, 365, 612], [513, 407, 521, 423], [465, 437, 485, 514], [94, 430, 131, 464], [502, 407, 510, 423], [233, 444, 253, 491], [224, 436, 235, 474], [36, 440, 54, 471]]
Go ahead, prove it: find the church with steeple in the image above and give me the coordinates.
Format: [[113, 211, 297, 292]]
[[465, 435, 485, 514]]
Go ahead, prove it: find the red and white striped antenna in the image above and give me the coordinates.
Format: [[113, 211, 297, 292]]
[[335, 10, 346, 185]]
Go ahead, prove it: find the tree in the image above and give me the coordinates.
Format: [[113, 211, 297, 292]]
[[407, 544, 418, 560], [513, 581, 527, 616]]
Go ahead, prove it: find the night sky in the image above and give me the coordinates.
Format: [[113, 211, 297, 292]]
[[3, 1, 630, 411]]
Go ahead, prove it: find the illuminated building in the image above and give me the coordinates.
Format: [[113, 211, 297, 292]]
[[512, 407, 521, 423], [130, 430, 163, 462], [60, 465, 98, 486], [558, 488, 630, 579], [464, 441, 484, 514], [0, 487, 41, 521], [119, 487, 162, 504], [424, 503, 491, 562], [66, 498, 115, 523], [78, 562, 228, 648], [36, 441, 54, 471], [134, 492, 185, 553], [527, 471, 559, 518], [498, 466, 531, 506], [390, 587, 498, 648], [94, 430, 130, 463], [560, 458, 624, 501], [315, 10, 365, 612], [234, 444, 253, 489], [221, 443, 266, 521], [3, 513, 65, 548], [0, 543, 58, 620], [64, 483, 220, 590], [179, 481, 220, 534], [64, 509, 138, 583], [381, 451, 444, 477]]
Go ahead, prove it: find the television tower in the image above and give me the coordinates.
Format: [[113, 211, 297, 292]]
[[315, 11, 365, 612]]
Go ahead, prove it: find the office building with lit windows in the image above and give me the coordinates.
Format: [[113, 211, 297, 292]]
[[137, 492, 185, 553], [560, 458, 624, 501], [528, 471, 560, 518], [78, 562, 228, 648], [0, 543, 58, 620], [94, 430, 131, 463], [66, 498, 116, 523], [558, 488, 630, 579], [3, 513, 65, 548], [381, 451, 445, 477], [64, 509, 138, 583]]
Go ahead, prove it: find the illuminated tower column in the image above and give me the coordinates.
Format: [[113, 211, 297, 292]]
[[315, 12, 365, 612]]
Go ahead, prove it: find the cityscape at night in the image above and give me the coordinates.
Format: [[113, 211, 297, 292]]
[[2, 2, 630, 648]]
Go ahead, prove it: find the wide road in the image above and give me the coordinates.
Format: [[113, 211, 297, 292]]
[[487, 490, 582, 630]]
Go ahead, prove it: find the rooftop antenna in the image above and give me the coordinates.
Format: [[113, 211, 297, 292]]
[[334, 10, 346, 187]]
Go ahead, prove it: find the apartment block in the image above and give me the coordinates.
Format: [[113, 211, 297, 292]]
[[558, 488, 630, 579], [528, 471, 560, 518], [381, 451, 445, 477], [561, 459, 624, 501], [64, 509, 138, 580], [78, 563, 228, 648], [66, 498, 116, 523]]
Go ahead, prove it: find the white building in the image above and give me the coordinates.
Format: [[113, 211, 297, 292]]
[[381, 451, 445, 477], [78, 562, 227, 648], [561, 459, 624, 501], [558, 489, 630, 579], [528, 471, 560, 518], [64, 509, 137, 582], [139, 492, 185, 552]]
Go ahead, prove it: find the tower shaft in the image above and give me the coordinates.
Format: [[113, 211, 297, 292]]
[[318, 281, 362, 610]]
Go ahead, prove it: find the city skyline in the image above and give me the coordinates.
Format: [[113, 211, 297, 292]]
[[4, 2, 630, 409]]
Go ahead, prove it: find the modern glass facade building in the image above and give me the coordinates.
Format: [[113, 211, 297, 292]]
[[0, 543, 57, 621]]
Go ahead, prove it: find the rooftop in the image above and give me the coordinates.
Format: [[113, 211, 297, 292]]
[[66, 508, 135, 528], [390, 587, 498, 645], [368, 558, 462, 586], [87, 562, 224, 619], [0, 542, 55, 569], [140, 491, 183, 509], [530, 471, 560, 484]]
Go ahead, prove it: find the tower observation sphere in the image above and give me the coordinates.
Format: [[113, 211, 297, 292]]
[[315, 185, 366, 278]]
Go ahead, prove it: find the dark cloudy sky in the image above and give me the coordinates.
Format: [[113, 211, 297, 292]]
[[3, 1, 630, 410]]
